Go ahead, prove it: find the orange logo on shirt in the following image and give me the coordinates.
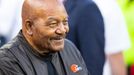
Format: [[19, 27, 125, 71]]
[[70, 64, 82, 73]]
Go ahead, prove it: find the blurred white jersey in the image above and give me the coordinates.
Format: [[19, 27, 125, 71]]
[[93, 0, 130, 75]]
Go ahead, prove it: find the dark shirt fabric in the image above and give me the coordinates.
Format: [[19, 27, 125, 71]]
[[0, 31, 89, 75], [45, 59, 58, 75], [64, 0, 105, 75]]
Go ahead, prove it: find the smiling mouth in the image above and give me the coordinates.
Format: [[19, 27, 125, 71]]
[[50, 36, 64, 42], [55, 38, 64, 42], [55, 37, 64, 40]]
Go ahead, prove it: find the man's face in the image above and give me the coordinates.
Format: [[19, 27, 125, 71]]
[[30, 4, 69, 53]]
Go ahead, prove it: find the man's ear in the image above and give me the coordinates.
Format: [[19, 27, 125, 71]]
[[25, 19, 33, 35]]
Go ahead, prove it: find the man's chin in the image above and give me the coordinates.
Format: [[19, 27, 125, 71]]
[[51, 45, 64, 52]]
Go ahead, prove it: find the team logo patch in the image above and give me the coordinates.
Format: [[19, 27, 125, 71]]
[[70, 64, 82, 73]]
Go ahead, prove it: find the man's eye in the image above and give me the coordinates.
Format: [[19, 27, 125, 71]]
[[63, 20, 68, 25], [49, 22, 58, 27]]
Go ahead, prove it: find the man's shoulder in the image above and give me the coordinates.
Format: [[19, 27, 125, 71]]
[[0, 48, 24, 75], [0, 38, 20, 60], [64, 39, 77, 50], [0, 45, 16, 61], [63, 39, 81, 57], [0, 48, 17, 68]]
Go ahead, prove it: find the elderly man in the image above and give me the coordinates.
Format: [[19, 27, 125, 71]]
[[0, 0, 89, 75]]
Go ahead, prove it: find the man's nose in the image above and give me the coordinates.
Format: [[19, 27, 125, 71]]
[[55, 23, 66, 35]]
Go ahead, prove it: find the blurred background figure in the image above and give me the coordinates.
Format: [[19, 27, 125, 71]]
[[0, 0, 24, 47], [64, 0, 130, 75], [0, 35, 6, 47], [94, 0, 130, 75], [64, 0, 105, 75], [118, 0, 134, 75]]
